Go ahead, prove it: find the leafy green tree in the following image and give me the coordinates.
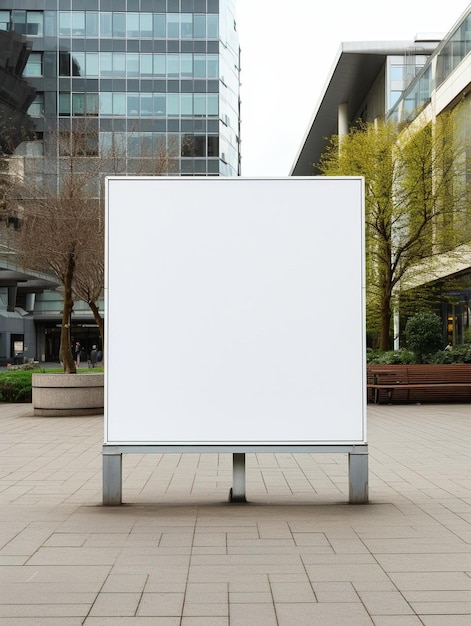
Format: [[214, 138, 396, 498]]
[[318, 112, 471, 351], [405, 312, 443, 362]]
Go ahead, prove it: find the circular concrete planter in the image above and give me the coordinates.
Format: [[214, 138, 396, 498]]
[[32, 373, 104, 417]]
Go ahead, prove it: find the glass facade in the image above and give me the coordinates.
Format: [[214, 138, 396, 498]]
[[386, 54, 428, 113], [1, 0, 241, 177], [389, 8, 471, 124]]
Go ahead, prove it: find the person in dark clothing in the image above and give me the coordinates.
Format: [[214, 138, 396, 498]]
[[90, 345, 98, 367], [74, 341, 81, 366]]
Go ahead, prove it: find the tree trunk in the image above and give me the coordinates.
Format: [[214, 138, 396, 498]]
[[380, 293, 392, 352], [88, 299, 104, 354], [60, 253, 76, 373]]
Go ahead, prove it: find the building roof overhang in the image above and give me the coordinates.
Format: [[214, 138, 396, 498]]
[[290, 40, 439, 176]]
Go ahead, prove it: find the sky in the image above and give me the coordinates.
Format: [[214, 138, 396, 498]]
[[236, 0, 470, 176]]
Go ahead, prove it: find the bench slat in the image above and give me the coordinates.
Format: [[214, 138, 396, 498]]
[[367, 364, 471, 404]]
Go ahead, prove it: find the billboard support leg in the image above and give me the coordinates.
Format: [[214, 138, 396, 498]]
[[103, 450, 122, 505], [349, 451, 368, 504], [230, 453, 246, 502]]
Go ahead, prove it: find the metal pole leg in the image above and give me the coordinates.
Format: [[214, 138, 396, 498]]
[[230, 453, 246, 502], [348, 452, 368, 504], [103, 450, 123, 506]]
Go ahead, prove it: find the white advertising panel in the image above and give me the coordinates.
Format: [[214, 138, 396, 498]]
[[105, 177, 365, 446]]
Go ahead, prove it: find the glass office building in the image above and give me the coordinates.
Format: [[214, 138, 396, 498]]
[[0, 0, 240, 363], [0, 0, 241, 177]]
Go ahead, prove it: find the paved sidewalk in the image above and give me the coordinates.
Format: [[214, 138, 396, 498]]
[[0, 402, 470, 625]]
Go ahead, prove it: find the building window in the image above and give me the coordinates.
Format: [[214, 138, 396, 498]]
[[27, 93, 44, 117], [59, 93, 70, 116], [0, 11, 10, 31], [207, 135, 219, 157], [181, 14, 192, 38], [140, 13, 153, 37], [390, 65, 404, 81], [167, 14, 179, 38], [72, 93, 99, 116], [59, 132, 99, 157], [182, 135, 206, 157], [24, 52, 43, 77], [154, 14, 166, 38], [12, 11, 43, 36]]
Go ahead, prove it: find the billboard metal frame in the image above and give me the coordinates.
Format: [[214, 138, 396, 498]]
[[104, 177, 368, 505]]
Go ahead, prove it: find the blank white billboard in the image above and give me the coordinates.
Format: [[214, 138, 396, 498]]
[[105, 177, 365, 446]]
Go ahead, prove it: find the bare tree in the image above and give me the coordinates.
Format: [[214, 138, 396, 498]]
[[71, 129, 182, 356], [5, 120, 184, 371], [8, 120, 103, 372], [72, 223, 104, 351]]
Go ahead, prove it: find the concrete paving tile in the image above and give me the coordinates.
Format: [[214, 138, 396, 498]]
[[184, 583, 227, 603], [0, 564, 110, 583], [229, 592, 272, 602], [389, 572, 471, 590], [122, 567, 188, 583], [292, 532, 329, 546], [0, 555, 28, 564], [371, 617, 424, 625], [0, 604, 89, 617], [276, 602, 374, 625], [312, 581, 355, 592], [190, 553, 301, 566], [0, 589, 97, 604], [115, 553, 190, 566], [421, 618, 471, 626], [361, 537, 468, 553], [353, 580, 399, 592], [89, 593, 141, 616], [182, 603, 228, 616], [305, 563, 390, 582], [257, 522, 292, 539], [188, 562, 304, 581], [136, 593, 184, 616], [84, 534, 132, 547], [120, 546, 192, 556], [160, 533, 194, 547], [228, 537, 293, 547], [316, 590, 361, 602], [229, 603, 277, 625], [1, 581, 102, 594], [268, 572, 315, 584], [44, 533, 88, 547], [357, 591, 414, 615], [404, 591, 471, 602], [83, 617, 181, 626], [193, 532, 226, 547], [228, 580, 270, 592], [376, 552, 471, 572], [181, 618, 228, 626], [26, 547, 120, 566], [0, 616, 82, 626], [302, 553, 377, 564], [327, 538, 372, 553], [411, 601, 471, 614], [143, 582, 186, 594], [191, 546, 227, 555], [270, 581, 316, 602], [101, 574, 148, 592]]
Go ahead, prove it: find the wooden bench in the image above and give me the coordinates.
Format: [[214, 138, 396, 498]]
[[367, 364, 471, 404]]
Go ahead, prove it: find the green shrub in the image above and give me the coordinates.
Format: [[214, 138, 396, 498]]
[[0, 369, 35, 402], [404, 312, 443, 363], [432, 344, 471, 364], [367, 349, 416, 364]]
